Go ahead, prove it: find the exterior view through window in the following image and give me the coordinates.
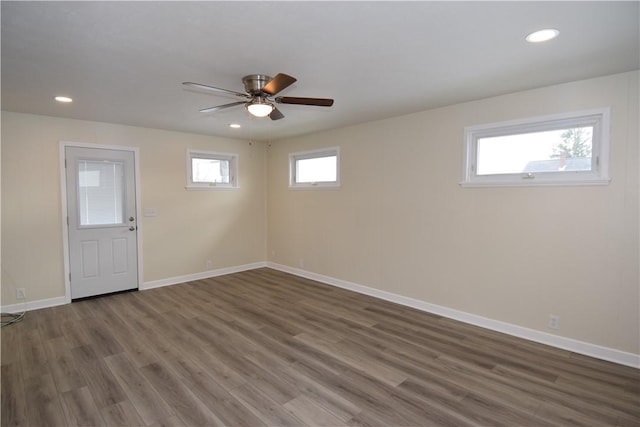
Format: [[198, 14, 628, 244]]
[[476, 126, 593, 175], [290, 147, 340, 188], [295, 156, 337, 183], [192, 158, 230, 184], [462, 108, 609, 187], [186, 149, 238, 189]]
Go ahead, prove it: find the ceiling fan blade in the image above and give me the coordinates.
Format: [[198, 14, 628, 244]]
[[262, 73, 297, 95], [275, 96, 334, 107], [269, 107, 284, 121], [199, 101, 246, 113], [183, 82, 249, 98]]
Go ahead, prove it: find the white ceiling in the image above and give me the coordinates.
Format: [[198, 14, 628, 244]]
[[2, 1, 638, 142]]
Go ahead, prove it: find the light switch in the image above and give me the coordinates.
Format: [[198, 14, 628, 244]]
[[143, 208, 157, 217]]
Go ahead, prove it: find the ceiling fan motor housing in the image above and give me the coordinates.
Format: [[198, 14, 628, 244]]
[[242, 74, 272, 95]]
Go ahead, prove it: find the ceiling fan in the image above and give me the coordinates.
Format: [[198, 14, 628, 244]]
[[183, 73, 334, 121]]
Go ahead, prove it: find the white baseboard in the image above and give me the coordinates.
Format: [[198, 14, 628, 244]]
[[141, 261, 267, 290], [0, 262, 267, 312], [4, 261, 637, 369], [267, 262, 640, 369], [1, 296, 67, 314]]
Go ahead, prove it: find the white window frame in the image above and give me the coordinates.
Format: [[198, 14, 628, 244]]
[[186, 149, 238, 190], [461, 108, 611, 187], [289, 147, 341, 189]]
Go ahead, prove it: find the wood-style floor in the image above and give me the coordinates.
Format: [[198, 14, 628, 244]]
[[1, 268, 639, 426]]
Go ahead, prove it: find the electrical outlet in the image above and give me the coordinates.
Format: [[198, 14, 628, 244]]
[[206, 260, 213, 270], [16, 288, 26, 300], [298, 258, 305, 269], [549, 314, 560, 330]]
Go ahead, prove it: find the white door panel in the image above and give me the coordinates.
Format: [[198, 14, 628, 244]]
[[112, 238, 129, 274], [66, 147, 138, 299], [80, 240, 99, 278]]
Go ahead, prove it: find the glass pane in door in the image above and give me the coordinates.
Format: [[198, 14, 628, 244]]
[[77, 160, 125, 226]]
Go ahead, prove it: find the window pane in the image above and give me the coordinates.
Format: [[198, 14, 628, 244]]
[[192, 158, 230, 184], [477, 126, 593, 175], [78, 160, 125, 226], [296, 155, 337, 183]]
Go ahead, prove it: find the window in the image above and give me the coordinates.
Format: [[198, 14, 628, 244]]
[[461, 108, 610, 187], [78, 160, 125, 225], [186, 149, 238, 189], [289, 147, 340, 188]]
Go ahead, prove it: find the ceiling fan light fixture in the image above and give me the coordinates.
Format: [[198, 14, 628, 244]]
[[246, 100, 274, 117], [185, 72, 334, 121]]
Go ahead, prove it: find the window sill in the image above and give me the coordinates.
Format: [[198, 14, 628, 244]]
[[459, 178, 610, 188], [185, 185, 238, 191], [289, 183, 341, 190]]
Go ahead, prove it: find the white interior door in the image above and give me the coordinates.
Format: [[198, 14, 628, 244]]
[[65, 146, 138, 299]]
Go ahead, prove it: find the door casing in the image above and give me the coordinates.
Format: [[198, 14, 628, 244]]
[[60, 141, 143, 303]]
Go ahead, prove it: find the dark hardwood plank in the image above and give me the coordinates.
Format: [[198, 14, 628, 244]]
[[163, 354, 267, 427], [456, 392, 553, 426], [23, 373, 67, 426], [71, 346, 129, 410], [294, 332, 408, 387], [283, 394, 347, 426], [48, 351, 86, 393], [42, 336, 70, 360], [1, 363, 28, 427], [103, 353, 175, 425], [60, 386, 105, 427], [535, 400, 611, 427], [79, 318, 124, 358], [18, 329, 49, 380], [230, 382, 307, 427], [35, 308, 66, 341], [139, 361, 225, 426], [97, 308, 159, 368], [1, 325, 21, 367], [99, 401, 145, 427]]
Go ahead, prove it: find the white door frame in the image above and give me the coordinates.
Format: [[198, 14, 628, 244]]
[[60, 141, 143, 303]]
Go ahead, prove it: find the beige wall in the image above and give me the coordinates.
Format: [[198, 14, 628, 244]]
[[267, 71, 639, 354], [1, 113, 267, 305], [1, 71, 638, 356]]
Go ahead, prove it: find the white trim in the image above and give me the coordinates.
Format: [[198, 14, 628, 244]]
[[60, 143, 71, 304], [141, 262, 267, 290], [1, 263, 267, 312], [266, 262, 639, 369], [460, 179, 611, 188], [186, 148, 239, 190], [289, 146, 341, 189], [59, 141, 144, 303], [184, 186, 239, 191], [461, 107, 611, 187], [1, 296, 67, 314], [288, 184, 342, 191]]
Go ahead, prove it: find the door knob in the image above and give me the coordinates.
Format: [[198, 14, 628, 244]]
[[129, 226, 136, 231], [129, 217, 135, 222]]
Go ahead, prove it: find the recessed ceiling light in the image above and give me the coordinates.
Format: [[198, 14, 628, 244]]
[[526, 29, 559, 43], [229, 123, 241, 129], [55, 96, 73, 103]]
